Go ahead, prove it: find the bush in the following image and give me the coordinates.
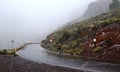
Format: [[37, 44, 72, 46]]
[[71, 41, 77, 48], [0, 49, 7, 54], [7, 50, 15, 55], [61, 44, 69, 49], [74, 48, 83, 55], [93, 47, 102, 52], [105, 39, 113, 45], [63, 49, 74, 55], [63, 48, 83, 55]]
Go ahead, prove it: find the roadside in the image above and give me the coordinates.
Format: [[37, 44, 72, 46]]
[[0, 55, 83, 72]]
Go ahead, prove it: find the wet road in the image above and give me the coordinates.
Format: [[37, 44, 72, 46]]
[[17, 44, 120, 72]]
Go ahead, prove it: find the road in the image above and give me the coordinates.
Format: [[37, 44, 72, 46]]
[[16, 44, 120, 72]]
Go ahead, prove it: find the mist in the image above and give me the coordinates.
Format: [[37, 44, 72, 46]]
[[0, 0, 97, 48]]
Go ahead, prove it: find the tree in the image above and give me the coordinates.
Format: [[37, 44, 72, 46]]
[[109, 0, 120, 10]]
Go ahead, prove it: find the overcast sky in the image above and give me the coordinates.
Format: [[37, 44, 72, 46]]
[[0, 0, 97, 48]]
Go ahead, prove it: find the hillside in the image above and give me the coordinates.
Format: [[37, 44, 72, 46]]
[[70, 0, 112, 23], [82, 0, 112, 19], [41, 8, 120, 62]]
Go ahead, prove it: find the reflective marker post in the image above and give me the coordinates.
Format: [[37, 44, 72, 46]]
[[11, 40, 16, 55], [93, 38, 97, 48], [50, 39, 53, 43]]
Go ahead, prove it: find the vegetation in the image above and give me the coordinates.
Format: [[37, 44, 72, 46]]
[[92, 47, 102, 53], [105, 39, 113, 45], [61, 44, 69, 49], [0, 49, 7, 54], [109, 0, 120, 10], [41, 8, 120, 60], [0, 49, 16, 55]]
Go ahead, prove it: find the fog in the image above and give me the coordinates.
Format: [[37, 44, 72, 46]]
[[0, 0, 97, 48]]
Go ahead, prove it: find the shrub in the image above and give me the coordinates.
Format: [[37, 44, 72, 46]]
[[105, 39, 113, 45], [71, 41, 77, 48], [7, 50, 15, 55], [93, 47, 102, 52], [63, 49, 74, 55], [74, 48, 83, 55], [61, 44, 69, 49], [0, 49, 7, 54]]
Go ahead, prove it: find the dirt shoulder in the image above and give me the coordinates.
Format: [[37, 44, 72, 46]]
[[0, 55, 82, 72]]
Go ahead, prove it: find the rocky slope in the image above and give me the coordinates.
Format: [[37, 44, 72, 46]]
[[83, 23, 120, 60], [71, 0, 112, 23], [82, 0, 112, 19]]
